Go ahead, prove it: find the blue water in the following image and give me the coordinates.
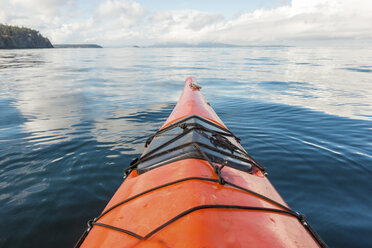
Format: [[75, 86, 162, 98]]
[[0, 47, 371, 247]]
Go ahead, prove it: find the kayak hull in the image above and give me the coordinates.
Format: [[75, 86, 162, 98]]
[[78, 77, 322, 248]]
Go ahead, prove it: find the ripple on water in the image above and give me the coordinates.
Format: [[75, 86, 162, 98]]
[[341, 67, 372, 73]]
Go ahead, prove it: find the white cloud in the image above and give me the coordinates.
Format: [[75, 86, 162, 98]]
[[96, 0, 146, 18], [0, 0, 371, 46], [145, 10, 226, 44], [95, 0, 146, 32], [0, 0, 77, 34], [11, 0, 69, 14]]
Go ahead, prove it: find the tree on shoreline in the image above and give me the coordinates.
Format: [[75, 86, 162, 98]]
[[0, 23, 53, 49]]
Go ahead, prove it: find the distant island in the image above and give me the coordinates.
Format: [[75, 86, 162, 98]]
[[53, 44, 102, 48], [149, 42, 293, 48], [150, 42, 239, 48], [0, 24, 53, 49]]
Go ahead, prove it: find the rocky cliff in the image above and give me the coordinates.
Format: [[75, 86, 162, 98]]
[[0, 24, 53, 49]]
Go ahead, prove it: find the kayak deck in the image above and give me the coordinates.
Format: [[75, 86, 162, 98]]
[[76, 77, 325, 248]]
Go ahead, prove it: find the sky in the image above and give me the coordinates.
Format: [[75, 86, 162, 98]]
[[0, 0, 371, 46]]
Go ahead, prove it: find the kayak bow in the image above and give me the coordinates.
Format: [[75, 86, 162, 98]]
[[76, 77, 326, 248]]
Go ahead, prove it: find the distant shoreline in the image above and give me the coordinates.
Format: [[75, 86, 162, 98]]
[[53, 44, 102, 48]]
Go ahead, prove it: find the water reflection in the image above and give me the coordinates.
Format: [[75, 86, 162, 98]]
[[91, 103, 173, 154], [0, 50, 47, 69]]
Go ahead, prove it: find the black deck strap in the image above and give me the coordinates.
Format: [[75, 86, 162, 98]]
[[74, 227, 90, 248], [144, 115, 238, 148], [142, 125, 245, 164], [159, 116, 259, 167], [136, 115, 267, 174], [156, 115, 234, 137], [76, 176, 327, 248], [194, 144, 290, 211], [106, 168, 293, 224], [197, 130, 246, 156], [79, 204, 327, 247], [217, 163, 226, 185], [123, 158, 139, 179], [95, 177, 219, 222], [193, 143, 217, 171], [80, 204, 319, 244], [224, 181, 291, 212], [140, 126, 201, 161], [92, 222, 143, 240], [210, 133, 235, 153], [134, 141, 260, 173], [97, 170, 295, 227], [80, 204, 327, 248], [193, 143, 224, 185], [122, 159, 140, 178], [73, 177, 218, 248], [144, 204, 299, 239], [298, 214, 328, 248]]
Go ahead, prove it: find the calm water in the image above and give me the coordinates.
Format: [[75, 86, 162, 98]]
[[0, 47, 371, 247]]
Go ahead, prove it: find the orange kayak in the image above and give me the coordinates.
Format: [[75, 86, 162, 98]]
[[75, 77, 326, 248]]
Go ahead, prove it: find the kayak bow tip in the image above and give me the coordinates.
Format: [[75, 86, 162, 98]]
[[186, 76, 202, 90]]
